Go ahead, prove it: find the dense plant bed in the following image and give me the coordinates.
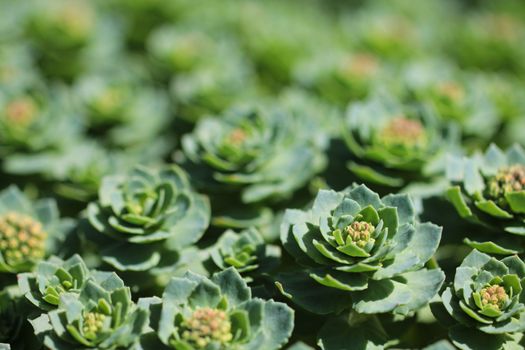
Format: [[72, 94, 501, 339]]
[[1, 0, 525, 349]]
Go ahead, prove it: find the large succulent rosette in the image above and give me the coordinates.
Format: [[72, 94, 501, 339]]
[[31, 271, 149, 350], [278, 185, 444, 316], [343, 91, 455, 189], [0, 186, 71, 276], [85, 165, 210, 286], [432, 250, 525, 350], [181, 103, 326, 228], [447, 144, 525, 254], [139, 268, 294, 350]]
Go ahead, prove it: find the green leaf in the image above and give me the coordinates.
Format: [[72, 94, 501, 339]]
[[318, 316, 396, 350], [449, 325, 509, 350], [275, 271, 352, 315], [474, 200, 513, 219], [505, 191, 525, 214], [446, 186, 473, 218], [348, 162, 404, 187], [464, 238, 519, 255], [353, 279, 412, 314]]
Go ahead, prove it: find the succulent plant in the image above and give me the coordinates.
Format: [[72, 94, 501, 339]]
[[402, 60, 499, 141], [0, 86, 81, 156], [446, 13, 525, 73], [140, 268, 294, 350], [277, 185, 444, 315], [343, 91, 455, 189], [31, 271, 149, 349], [18, 255, 91, 312], [208, 228, 280, 281], [432, 250, 525, 350], [85, 165, 210, 284], [181, 103, 326, 227], [447, 144, 525, 253], [170, 50, 256, 123], [0, 186, 70, 274], [293, 51, 382, 106]]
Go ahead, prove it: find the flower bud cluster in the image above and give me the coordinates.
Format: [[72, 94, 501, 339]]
[[180, 307, 233, 348], [0, 212, 47, 267]]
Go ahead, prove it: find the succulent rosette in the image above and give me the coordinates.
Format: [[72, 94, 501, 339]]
[[277, 185, 444, 315], [432, 250, 525, 350], [447, 144, 525, 254], [139, 268, 294, 350], [18, 255, 91, 312], [446, 12, 525, 73], [343, 91, 455, 189], [0, 186, 71, 275], [0, 86, 81, 157], [402, 60, 499, 141], [208, 228, 280, 281], [31, 272, 149, 349], [146, 25, 220, 76], [170, 50, 256, 123], [293, 51, 383, 106], [181, 103, 326, 227], [85, 165, 210, 285]]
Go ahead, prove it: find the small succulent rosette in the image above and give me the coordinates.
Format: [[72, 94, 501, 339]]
[[139, 268, 294, 350], [31, 272, 149, 349], [446, 12, 525, 73], [0, 186, 71, 275], [292, 51, 383, 106], [170, 50, 256, 123], [0, 85, 81, 157], [277, 185, 444, 316], [85, 165, 210, 287], [446, 144, 525, 254], [181, 103, 327, 228], [402, 60, 499, 141], [18, 255, 91, 312], [343, 91, 455, 189], [147, 25, 232, 78], [432, 250, 525, 350], [207, 228, 281, 282]]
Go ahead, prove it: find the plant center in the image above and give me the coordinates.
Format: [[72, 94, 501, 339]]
[[487, 165, 525, 207], [436, 81, 465, 104], [0, 212, 47, 267], [377, 117, 427, 150], [480, 285, 508, 310], [4, 97, 38, 127], [82, 311, 106, 339], [344, 221, 375, 249], [180, 307, 233, 348]]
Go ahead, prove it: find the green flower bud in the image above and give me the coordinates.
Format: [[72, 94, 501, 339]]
[[344, 221, 376, 250], [178, 308, 233, 349], [479, 285, 508, 311], [486, 165, 525, 207], [434, 81, 465, 105], [0, 212, 47, 268], [82, 311, 107, 340]]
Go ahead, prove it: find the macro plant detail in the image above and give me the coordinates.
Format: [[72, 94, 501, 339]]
[[140, 268, 294, 350], [447, 144, 525, 254], [0, 186, 69, 274], [1, 0, 525, 349], [278, 185, 445, 316], [85, 165, 210, 282], [432, 250, 525, 350], [343, 91, 454, 189]]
